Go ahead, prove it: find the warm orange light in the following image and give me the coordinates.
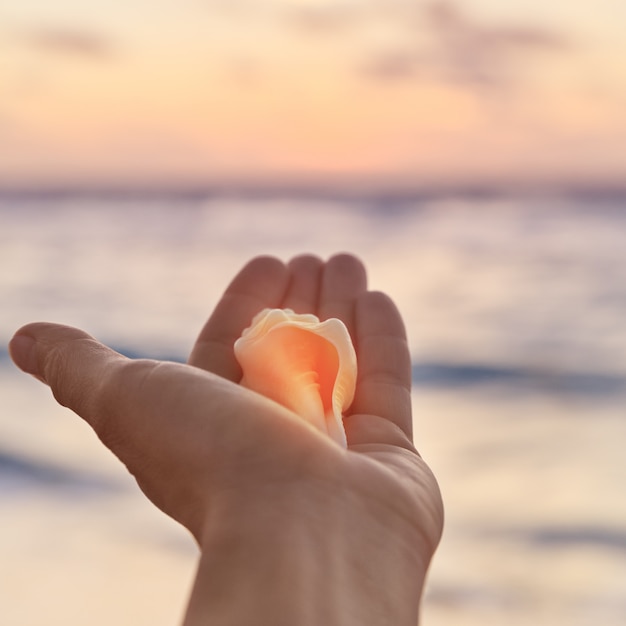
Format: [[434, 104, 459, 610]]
[[234, 309, 357, 447]]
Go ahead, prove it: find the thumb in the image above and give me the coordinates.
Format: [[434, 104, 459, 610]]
[[9, 322, 128, 420], [8, 323, 345, 540], [7, 321, 299, 461], [7, 322, 230, 453], [8, 322, 237, 536], [9, 323, 224, 537]]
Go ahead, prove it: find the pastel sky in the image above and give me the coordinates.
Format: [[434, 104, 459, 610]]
[[1, 0, 625, 189]]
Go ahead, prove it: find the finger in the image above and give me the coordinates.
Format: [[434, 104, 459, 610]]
[[348, 290, 413, 442], [8, 323, 221, 456], [9, 322, 225, 537], [9, 323, 125, 416], [282, 254, 323, 314], [8, 324, 180, 477], [317, 253, 367, 340], [188, 256, 289, 380], [9, 322, 318, 540]]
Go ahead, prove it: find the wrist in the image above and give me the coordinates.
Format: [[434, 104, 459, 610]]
[[183, 476, 430, 626]]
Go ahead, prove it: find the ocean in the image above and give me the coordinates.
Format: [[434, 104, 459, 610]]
[[1, 192, 625, 625]]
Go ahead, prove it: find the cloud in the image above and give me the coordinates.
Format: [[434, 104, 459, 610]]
[[361, 50, 421, 82], [422, 1, 569, 88], [21, 27, 115, 60], [283, 5, 364, 34], [359, 1, 570, 90]]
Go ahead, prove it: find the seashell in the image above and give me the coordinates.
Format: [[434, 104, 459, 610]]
[[234, 308, 357, 447]]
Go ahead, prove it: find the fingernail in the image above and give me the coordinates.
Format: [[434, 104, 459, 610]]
[[9, 334, 40, 378]]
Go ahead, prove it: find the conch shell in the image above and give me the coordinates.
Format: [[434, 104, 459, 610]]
[[234, 308, 357, 447]]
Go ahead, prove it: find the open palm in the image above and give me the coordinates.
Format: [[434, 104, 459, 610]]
[[188, 253, 443, 562]]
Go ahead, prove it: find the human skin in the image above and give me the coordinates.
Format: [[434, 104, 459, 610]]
[[9, 253, 444, 626]]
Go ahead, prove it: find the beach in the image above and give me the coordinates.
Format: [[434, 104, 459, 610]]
[[1, 193, 625, 624]]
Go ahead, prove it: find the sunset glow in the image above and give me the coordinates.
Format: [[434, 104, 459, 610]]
[[2, 0, 625, 189]]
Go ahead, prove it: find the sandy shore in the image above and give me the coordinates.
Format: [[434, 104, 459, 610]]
[[2, 366, 625, 625]]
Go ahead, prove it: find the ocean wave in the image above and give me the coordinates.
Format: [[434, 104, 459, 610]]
[[0, 448, 122, 498], [412, 361, 626, 397]]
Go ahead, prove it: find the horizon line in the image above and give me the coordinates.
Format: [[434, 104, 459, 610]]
[[2, 178, 626, 202]]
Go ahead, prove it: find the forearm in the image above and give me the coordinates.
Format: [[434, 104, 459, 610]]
[[183, 483, 428, 626]]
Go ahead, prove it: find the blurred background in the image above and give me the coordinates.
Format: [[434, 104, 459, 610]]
[[1, 1, 626, 625]]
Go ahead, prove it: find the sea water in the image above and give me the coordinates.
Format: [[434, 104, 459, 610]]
[[1, 193, 625, 625]]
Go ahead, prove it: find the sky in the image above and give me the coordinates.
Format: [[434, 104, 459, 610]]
[[1, 0, 625, 190]]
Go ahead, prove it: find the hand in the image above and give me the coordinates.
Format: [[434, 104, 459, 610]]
[[9, 253, 443, 626]]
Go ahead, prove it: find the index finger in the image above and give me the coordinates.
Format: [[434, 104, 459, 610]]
[[188, 256, 289, 380]]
